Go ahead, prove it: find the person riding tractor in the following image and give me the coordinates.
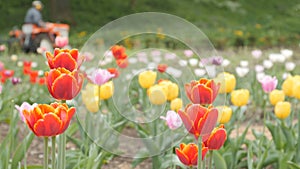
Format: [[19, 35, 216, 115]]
[[8, 1, 70, 53], [24, 1, 45, 28]]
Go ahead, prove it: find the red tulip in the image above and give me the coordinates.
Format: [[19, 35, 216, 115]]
[[23, 61, 32, 75], [46, 48, 81, 71], [111, 45, 127, 60], [178, 104, 218, 140], [116, 59, 128, 69], [45, 68, 83, 100], [22, 103, 75, 137], [185, 78, 220, 105], [175, 143, 208, 166], [107, 68, 119, 78], [157, 64, 168, 73], [204, 124, 227, 150], [29, 70, 38, 83]]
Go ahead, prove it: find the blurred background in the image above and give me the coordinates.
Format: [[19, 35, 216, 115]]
[[0, 0, 299, 49]]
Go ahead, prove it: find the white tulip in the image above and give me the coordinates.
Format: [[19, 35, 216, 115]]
[[281, 49, 293, 59], [189, 58, 198, 67], [268, 53, 285, 63], [285, 62, 296, 71], [194, 68, 206, 77], [240, 60, 249, 67], [236, 66, 249, 77], [179, 60, 188, 67], [221, 59, 231, 67], [256, 72, 265, 81], [263, 60, 273, 69]]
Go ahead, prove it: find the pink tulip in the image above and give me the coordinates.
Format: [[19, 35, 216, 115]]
[[55, 36, 69, 48], [160, 110, 182, 130], [259, 75, 278, 93], [88, 69, 114, 85], [251, 49, 262, 59], [0, 84, 2, 94], [183, 50, 194, 57], [15, 102, 37, 122], [0, 45, 6, 52]]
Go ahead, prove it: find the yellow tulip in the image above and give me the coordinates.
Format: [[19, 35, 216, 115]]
[[269, 90, 285, 106], [282, 76, 294, 97], [99, 81, 114, 100], [216, 106, 232, 124], [81, 83, 100, 113], [215, 72, 236, 94], [148, 85, 167, 105], [231, 89, 250, 107], [138, 70, 157, 88], [170, 98, 183, 112], [275, 101, 291, 119], [293, 79, 300, 100], [159, 80, 179, 101]]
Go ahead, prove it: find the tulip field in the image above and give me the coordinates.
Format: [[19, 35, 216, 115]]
[[0, 13, 300, 169]]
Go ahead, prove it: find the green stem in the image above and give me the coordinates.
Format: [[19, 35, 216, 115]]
[[44, 137, 49, 169], [236, 107, 241, 139], [197, 136, 202, 169], [208, 150, 213, 169], [58, 100, 67, 169], [262, 94, 267, 135], [51, 137, 56, 169]]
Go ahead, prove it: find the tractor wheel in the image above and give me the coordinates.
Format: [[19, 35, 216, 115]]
[[33, 34, 53, 53]]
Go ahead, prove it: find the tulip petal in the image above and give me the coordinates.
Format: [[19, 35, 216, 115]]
[[191, 84, 213, 104], [52, 53, 77, 71], [178, 110, 195, 134], [199, 108, 218, 138], [175, 148, 190, 166], [51, 74, 80, 100], [33, 113, 61, 136], [207, 128, 227, 150]]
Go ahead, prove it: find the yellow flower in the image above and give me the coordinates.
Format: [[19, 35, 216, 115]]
[[159, 80, 179, 101], [275, 101, 291, 119], [231, 89, 250, 107], [234, 30, 243, 37], [99, 81, 114, 100], [148, 85, 167, 105], [269, 90, 285, 106], [282, 75, 300, 98], [170, 98, 183, 112], [215, 72, 236, 94], [138, 70, 157, 89], [81, 83, 100, 113], [293, 77, 300, 99], [282, 76, 294, 97], [216, 106, 232, 124]]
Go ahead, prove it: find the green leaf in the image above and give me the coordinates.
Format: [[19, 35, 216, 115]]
[[247, 143, 253, 169], [287, 161, 300, 169], [11, 132, 35, 169], [23, 166, 43, 169], [213, 151, 227, 169]]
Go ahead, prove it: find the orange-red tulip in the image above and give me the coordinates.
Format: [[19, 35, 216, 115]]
[[185, 78, 220, 105], [23, 61, 32, 75], [175, 143, 208, 166], [107, 68, 119, 78], [178, 104, 218, 140], [29, 70, 38, 84], [116, 59, 128, 69], [111, 45, 127, 60], [22, 103, 75, 137], [157, 64, 168, 73], [204, 125, 227, 150], [45, 68, 83, 100], [46, 48, 80, 71]]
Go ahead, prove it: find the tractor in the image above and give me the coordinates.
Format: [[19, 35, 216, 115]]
[[8, 22, 70, 53]]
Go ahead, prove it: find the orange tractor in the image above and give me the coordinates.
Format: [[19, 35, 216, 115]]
[[8, 22, 69, 53]]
